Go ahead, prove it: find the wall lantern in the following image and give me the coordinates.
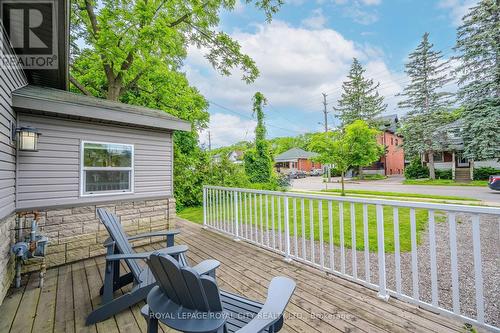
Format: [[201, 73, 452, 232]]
[[15, 127, 41, 151]]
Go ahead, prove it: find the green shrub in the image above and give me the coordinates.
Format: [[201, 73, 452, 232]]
[[473, 167, 500, 180], [404, 159, 429, 179], [435, 169, 452, 179]]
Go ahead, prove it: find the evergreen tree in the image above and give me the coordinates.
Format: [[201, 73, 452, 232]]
[[244, 92, 273, 183], [397, 33, 453, 179], [455, 0, 500, 161], [335, 58, 387, 126]]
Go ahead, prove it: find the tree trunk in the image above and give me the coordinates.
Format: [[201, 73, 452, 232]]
[[428, 151, 435, 180], [340, 172, 345, 196], [358, 166, 364, 180], [107, 81, 122, 101]]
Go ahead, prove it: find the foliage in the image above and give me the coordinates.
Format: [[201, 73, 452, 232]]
[[268, 133, 315, 155], [435, 169, 452, 180], [461, 98, 500, 161], [455, 1, 500, 161], [244, 92, 273, 183], [403, 179, 488, 186], [455, 0, 500, 103], [343, 120, 384, 171], [352, 174, 386, 181], [309, 120, 383, 195], [473, 167, 500, 180], [334, 58, 387, 126], [404, 158, 429, 179], [70, 1, 283, 209], [397, 32, 454, 179]]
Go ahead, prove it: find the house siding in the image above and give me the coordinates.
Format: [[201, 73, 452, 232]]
[[0, 27, 28, 305], [16, 113, 173, 210]]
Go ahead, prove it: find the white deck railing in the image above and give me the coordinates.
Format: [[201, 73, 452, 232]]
[[202, 185, 500, 332]]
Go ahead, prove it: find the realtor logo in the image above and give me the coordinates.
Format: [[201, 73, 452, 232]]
[[1, 0, 58, 69]]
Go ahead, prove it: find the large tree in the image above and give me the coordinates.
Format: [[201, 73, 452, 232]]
[[70, 0, 283, 207], [455, 0, 500, 161], [397, 33, 453, 179], [244, 92, 273, 183], [335, 58, 387, 126]]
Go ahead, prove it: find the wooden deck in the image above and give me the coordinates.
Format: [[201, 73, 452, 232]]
[[0, 218, 475, 333]]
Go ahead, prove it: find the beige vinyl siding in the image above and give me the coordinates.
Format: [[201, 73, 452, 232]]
[[0, 32, 28, 219], [16, 113, 173, 210]]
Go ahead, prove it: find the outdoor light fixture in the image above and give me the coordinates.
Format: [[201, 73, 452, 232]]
[[15, 127, 41, 151]]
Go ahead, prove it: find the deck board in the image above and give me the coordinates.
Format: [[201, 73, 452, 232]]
[[0, 218, 476, 333]]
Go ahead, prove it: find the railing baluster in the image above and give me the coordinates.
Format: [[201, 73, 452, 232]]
[[278, 197, 282, 251], [376, 204, 388, 301], [448, 212, 460, 314], [350, 203, 357, 279], [260, 194, 264, 245], [472, 214, 485, 324], [319, 201, 324, 268], [393, 207, 401, 296], [284, 196, 291, 261], [249, 193, 253, 241], [301, 199, 306, 260], [233, 191, 239, 240], [428, 210, 438, 307], [265, 195, 270, 248], [245, 193, 249, 239], [203, 187, 207, 227], [410, 208, 419, 301], [254, 193, 258, 242], [239, 191, 243, 238], [328, 201, 334, 271], [294, 198, 298, 257], [271, 196, 276, 250], [363, 204, 370, 283], [339, 202, 345, 274], [309, 200, 315, 264]]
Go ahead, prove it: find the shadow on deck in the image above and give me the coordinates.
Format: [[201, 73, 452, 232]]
[[0, 218, 475, 333]]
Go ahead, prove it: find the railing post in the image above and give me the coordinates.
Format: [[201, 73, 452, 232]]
[[284, 196, 292, 262], [202, 186, 207, 229], [233, 191, 240, 241], [376, 204, 389, 301]]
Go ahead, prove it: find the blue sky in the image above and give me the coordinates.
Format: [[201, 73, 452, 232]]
[[185, 0, 476, 147]]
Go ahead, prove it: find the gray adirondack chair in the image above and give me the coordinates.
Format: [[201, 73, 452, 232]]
[[141, 252, 296, 333], [86, 208, 220, 325]]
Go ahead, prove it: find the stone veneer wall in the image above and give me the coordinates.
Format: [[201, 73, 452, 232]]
[[21, 197, 176, 273], [0, 214, 16, 305]]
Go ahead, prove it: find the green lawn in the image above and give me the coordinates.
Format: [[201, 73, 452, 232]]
[[320, 189, 478, 201], [403, 179, 488, 186], [178, 195, 446, 253], [351, 174, 387, 181]]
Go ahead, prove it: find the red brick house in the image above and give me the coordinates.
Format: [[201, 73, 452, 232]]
[[363, 115, 405, 176], [274, 148, 322, 174]]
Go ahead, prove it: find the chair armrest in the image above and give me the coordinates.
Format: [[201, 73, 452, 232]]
[[106, 245, 188, 262], [192, 259, 220, 276], [236, 277, 296, 333], [128, 230, 180, 247]]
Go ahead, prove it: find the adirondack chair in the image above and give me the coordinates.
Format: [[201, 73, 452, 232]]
[[86, 208, 220, 325], [141, 252, 296, 333]]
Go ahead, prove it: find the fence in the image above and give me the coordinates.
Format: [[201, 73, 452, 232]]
[[202, 185, 500, 332]]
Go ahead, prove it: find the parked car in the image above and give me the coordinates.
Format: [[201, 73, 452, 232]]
[[309, 168, 323, 176], [488, 175, 500, 191], [288, 170, 306, 179]]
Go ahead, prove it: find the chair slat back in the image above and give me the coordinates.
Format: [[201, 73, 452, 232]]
[[148, 253, 223, 312], [97, 208, 142, 279]]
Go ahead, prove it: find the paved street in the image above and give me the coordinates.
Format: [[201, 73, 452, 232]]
[[292, 176, 500, 204]]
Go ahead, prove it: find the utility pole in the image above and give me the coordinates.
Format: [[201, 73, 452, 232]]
[[321, 93, 331, 184], [208, 131, 212, 151], [322, 93, 328, 132]]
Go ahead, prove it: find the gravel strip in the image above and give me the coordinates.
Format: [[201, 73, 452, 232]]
[[218, 213, 500, 327]]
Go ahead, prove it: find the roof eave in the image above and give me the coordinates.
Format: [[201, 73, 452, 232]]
[[12, 91, 191, 131]]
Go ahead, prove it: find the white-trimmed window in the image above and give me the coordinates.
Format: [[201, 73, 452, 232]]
[[81, 141, 134, 196]]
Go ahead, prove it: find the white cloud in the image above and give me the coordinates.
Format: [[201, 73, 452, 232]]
[[199, 113, 256, 148], [186, 20, 405, 143], [301, 8, 327, 29], [438, 0, 477, 26]]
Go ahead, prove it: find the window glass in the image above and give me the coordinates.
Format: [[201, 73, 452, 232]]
[[83, 143, 132, 167], [82, 142, 133, 195]]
